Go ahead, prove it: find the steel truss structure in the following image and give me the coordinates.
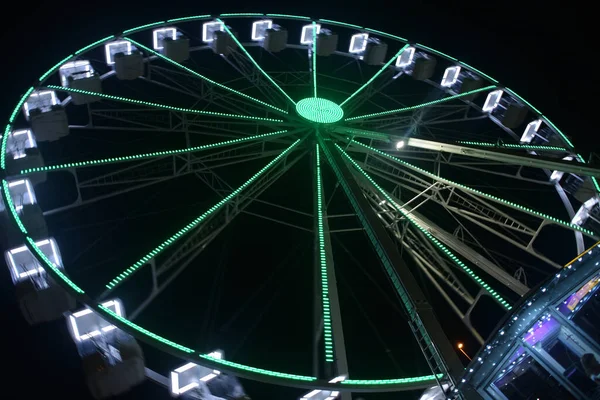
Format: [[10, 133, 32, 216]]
[[2, 13, 600, 400]]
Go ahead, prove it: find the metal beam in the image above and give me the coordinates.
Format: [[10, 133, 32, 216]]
[[318, 135, 467, 393], [313, 142, 350, 399], [406, 137, 600, 178]]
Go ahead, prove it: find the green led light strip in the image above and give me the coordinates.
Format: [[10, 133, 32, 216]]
[[125, 38, 287, 114], [363, 28, 407, 42], [312, 22, 318, 98], [343, 374, 443, 385], [340, 44, 409, 108], [315, 143, 334, 362], [415, 43, 456, 61], [458, 61, 498, 84], [350, 140, 595, 237], [318, 19, 362, 30], [167, 15, 211, 23], [345, 85, 496, 121], [123, 21, 165, 35], [216, 18, 296, 106], [39, 54, 74, 82], [265, 14, 311, 20], [198, 354, 315, 381], [45, 85, 283, 122], [336, 145, 512, 310], [457, 141, 567, 152], [105, 139, 301, 290], [19, 130, 290, 175], [318, 136, 449, 382], [220, 12, 264, 17], [1, 174, 439, 388], [100, 305, 194, 352]]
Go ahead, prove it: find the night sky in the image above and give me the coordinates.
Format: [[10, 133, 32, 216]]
[[1, 1, 596, 400]]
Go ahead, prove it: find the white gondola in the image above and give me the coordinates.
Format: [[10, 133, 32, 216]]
[[67, 299, 145, 399], [4, 238, 75, 324], [114, 51, 144, 80], [23, 90, 69, 142], [164, 35, 190, 62], [59, 60, 102, 105], [211, 29, 237, 55], [363, 38, 388, 66], [0, 178, 47, 248], [262, 26, 288, 53], [2, 129, 46, 184]]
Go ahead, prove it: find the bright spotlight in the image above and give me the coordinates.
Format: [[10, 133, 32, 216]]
[[395, 140, 405, 149]]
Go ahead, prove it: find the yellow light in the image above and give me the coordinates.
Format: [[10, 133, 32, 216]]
[[457, 343, 464, 349]]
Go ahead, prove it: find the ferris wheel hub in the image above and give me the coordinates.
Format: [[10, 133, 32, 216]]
[[295, 97, 344, 124]]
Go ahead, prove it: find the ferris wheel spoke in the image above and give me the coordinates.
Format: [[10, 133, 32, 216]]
[[362, 190, 477, 303], [45, 85, 285, 123], [139, 70, 274, 119], [125, 37, 288, 116], [398, 228, 486, 345], [81, 107, 299, 140], [404, 137, 600, 178], [313, 141, 350, 379], [339, 44, 409, 110], [310, 22, 318, 97], [16, 129, 294, 175], [360, 177, 529, 298], [101, 138, 302, 293], [120, 149, 308, 318], [318, 135, 464, 386], [357, 154, 569, 271], [40, 138, 299, 219], [344, 85, 496, 122], [217, 18, 297, 107], [347, 140, 597, 241], [341, 151, 513, 311]]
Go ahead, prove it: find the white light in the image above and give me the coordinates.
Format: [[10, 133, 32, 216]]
[[349, 33, 368, 53], [59, 60, 94, 86], [482, 89, 503, 112], [105, 41, 132, 65], [550, 156, 573, 182], [441, 66, 461, 87], [396, 46, 415, 68], [251, 20, 273, 41], [396, 140, 405, 149], [301, 24, 321, 45], [68, 299, 122, 342], [520, 119, 542, 143], [153, 27, 177, 50], [202, 21, 224, 42], [23, 91, 59, 118], [5, 238, 60, 285]]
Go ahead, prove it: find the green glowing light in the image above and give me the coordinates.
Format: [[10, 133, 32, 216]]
[[315, 143, 334, 362], [296, 98, 343, 124], [105, 140, 301, 290]]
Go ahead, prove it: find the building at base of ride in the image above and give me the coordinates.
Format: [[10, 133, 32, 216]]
[[457, 244, 600, 400]]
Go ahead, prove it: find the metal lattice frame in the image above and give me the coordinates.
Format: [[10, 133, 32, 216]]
[[3, 13, 600, 398]]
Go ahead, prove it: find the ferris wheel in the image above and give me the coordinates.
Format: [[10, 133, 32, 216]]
[[2, 12, 600, 400]]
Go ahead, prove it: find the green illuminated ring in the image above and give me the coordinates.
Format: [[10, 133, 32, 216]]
[[1, 12, 596, 393]]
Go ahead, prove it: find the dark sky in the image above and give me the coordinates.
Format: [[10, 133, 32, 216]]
[[1, 1, 596, 400]]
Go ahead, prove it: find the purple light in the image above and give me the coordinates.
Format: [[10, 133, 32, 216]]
[[522, 316, 559, 346]]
